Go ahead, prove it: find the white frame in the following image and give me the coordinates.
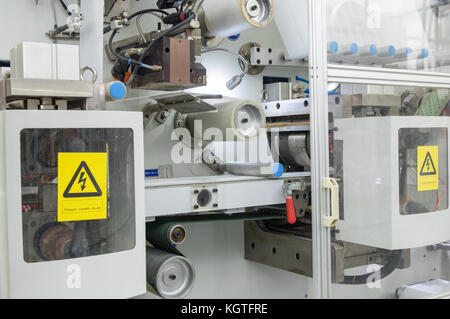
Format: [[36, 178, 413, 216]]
[[2, 110, 146, 298], [309, 0, 450, 299]]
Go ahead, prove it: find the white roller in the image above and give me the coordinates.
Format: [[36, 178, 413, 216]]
[[273, 0, 309, 60], [186, 100, 266, 142], [202, 0, 274, 38]]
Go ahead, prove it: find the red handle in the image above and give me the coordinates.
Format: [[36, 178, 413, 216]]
[[286, 197, 296, 225]]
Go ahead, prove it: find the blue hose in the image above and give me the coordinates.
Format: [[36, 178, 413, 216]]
[[295, 76, 309, 84]]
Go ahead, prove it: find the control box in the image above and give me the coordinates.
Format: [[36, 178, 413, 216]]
[[335, 117, 450, 250], [0, 110, 145, 298]]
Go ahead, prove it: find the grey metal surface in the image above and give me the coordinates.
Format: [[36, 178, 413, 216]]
[[244, 221, 345, 283], [2, 79, 94, 101], [340, 94, 402, 118], [250, 47, 305, 67], [264, 82, 292, 101], [342, 242, 411, 270], [351, 94, 402, 108], [263, 98, 310, 118], [147, 92, 218, 114], [279, 133, 311, 168], [0, 79, 105, 111], [263, 96, 340, 118], [84, 83, 106, 110], [244, 221, 411, 285]]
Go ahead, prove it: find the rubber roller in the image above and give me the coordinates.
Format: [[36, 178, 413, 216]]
[[146, 247, 195, 299]]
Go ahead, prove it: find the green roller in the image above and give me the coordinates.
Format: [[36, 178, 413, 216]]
[[415, 91, 450, 116], [146, 212, 285, 256]]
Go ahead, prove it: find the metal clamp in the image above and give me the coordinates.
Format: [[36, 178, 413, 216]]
[[80, 65, 98, 83], [322, 178, 339, 227]]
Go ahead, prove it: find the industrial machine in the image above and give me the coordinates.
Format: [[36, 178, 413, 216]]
[[1, 0, 450, 300]]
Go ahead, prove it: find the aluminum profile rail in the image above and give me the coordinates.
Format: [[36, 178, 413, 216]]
[[308, 0, 333, 299], [328, 64, 450, 89]]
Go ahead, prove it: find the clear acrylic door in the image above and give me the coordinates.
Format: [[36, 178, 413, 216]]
[[321, 0, 450, 299], [326, 0, 450, 73]]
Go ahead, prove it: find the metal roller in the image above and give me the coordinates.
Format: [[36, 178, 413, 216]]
[[186, 100, 266, 142], [146, 247, 195, 299], [199, 0, 274, 39], [279, 133, 311, 168], [146, 222, 186, 255]]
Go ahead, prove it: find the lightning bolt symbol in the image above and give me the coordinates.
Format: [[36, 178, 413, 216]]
[[78, 171, 87, 191]]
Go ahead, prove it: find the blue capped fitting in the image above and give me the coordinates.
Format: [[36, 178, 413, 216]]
[[329, 41, 339, 54], [228, 34, 241, 41], [272, 163, 285, 178], [369, 44, 378, 56], [421, 48, 429, 58], [350, 43, 359, 55], [109, 81, 127, 100], [405, 47, 413, 56], [388, 45, 396, 56]]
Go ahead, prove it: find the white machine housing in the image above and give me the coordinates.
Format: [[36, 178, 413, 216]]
[[10, 42, 80, 81], [335, 117, 450, 250], [0, 110, 146, 298]]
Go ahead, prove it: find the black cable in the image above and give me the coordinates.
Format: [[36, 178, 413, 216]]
[[107, 8, 171, 65], [108, 30, 134, 64], [341, 250, 403, 285], [58, 0, 70, 16], [104, 8, 169, 34], [127, 11, 195, 84], [127, 8, 169, 20]]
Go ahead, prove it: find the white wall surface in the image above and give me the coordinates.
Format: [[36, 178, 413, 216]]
[[1, 0, 79, 60]]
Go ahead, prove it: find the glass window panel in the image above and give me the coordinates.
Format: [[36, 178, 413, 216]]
[[20, 128, 136, 263], [329, 83, 450, 298], [327, 0, 450, 73]]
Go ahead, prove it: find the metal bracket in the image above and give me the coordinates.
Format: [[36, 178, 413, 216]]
[[191, 185, 219, 212], [322, 178, 339, 227], [250, 47, 306, 67]]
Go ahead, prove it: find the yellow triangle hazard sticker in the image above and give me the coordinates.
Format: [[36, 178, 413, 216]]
[[417, 146, 439, 192], [63, 161, 103, 198], [419, 152, 437, 176], [58, 153, 108, 222]]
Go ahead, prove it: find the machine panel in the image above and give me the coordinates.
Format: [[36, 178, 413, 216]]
[[0, 110, 145, 298]]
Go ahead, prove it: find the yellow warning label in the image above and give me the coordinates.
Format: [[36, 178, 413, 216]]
[[57, 153, 108, 222], [417, 146, 439, 192]]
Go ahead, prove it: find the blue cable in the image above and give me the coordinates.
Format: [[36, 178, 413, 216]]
[[298, 76, 339, 97], [296, 76, 309, 84], [305, 88, 339, 96]]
